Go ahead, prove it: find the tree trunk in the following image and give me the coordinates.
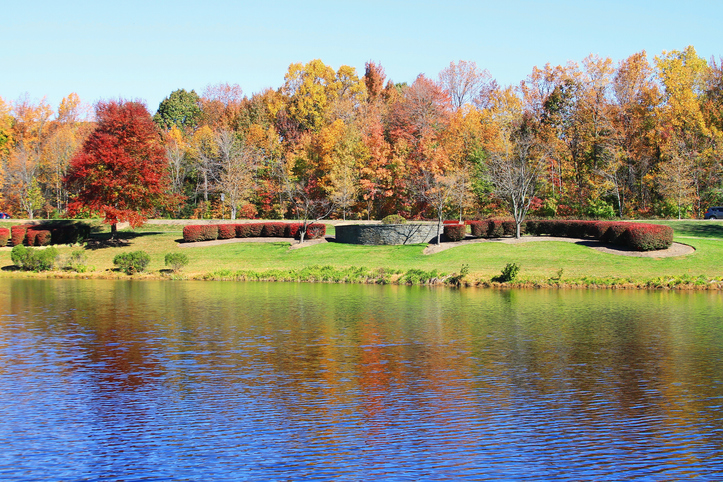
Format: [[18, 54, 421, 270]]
[[110, 223, 118, 239]]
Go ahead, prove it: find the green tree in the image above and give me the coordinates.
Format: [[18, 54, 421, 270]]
[[154, 89, 202, 131]]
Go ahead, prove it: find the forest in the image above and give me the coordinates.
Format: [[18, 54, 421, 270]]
[[1, 45, 722, 224]]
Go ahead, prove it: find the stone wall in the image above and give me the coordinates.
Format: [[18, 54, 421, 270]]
[[335, 224, 442, 245]]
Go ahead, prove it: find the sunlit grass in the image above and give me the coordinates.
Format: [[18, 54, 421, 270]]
[[1, 219, 722, 286]]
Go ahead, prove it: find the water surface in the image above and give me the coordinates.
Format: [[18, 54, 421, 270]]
[[0, 279, 721, 480]]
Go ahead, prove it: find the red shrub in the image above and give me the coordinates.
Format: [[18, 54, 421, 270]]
[[26, 229, 52, 246], [34, 230, 52, 246], [468, 220, 489, 238], [262, 222, 287, 237], [183, 225, 202, 242], [444, 224, 467, 241], [487, 219, 506, 238], [198, 225, 219, 241], [443, 220, 462, 225], [566, 220, 595, 238], [182, 225, 219, 242], [0, 228, 9, 247], [296, 223, 326, 240], [285, 223, 301, 238], [601, 223, 629, 245], [588, 221, 616, 240], [236, 223, 264, 238], [235, 224, 252, 238], [217, 224, 236, 240], [11, 226, 27, 246], [502, 220, 517, 236], [26, 229, 39, 246], [626, 223, 673, 251]]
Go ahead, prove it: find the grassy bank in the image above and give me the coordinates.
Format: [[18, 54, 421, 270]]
[[1, 220, 722, 289]]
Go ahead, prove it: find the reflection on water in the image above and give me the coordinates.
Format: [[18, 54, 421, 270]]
[[0, 279, 722, 480]]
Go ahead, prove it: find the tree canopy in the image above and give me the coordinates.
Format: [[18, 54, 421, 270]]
[[65, 100, 178, 234]]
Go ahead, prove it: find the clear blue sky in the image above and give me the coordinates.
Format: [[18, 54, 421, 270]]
[[3, 0, 722, 116]]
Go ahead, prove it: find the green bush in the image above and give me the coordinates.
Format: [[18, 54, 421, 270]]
[[11, 245, 58, 271], [585, 198, 616, 219], [113, 251, 151, 274], [165, 252, 189, 272], [381, 214, 406, 224], [493, 262, 520, 283], [60, 250, 89, 272]]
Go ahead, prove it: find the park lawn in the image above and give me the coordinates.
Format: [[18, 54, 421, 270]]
[[0, 219, 721, 285]]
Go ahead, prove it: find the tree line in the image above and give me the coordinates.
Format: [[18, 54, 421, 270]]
[[1, 46, 722, 225]]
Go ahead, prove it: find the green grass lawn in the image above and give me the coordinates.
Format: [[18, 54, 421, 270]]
[[1, 219, 722, 286]]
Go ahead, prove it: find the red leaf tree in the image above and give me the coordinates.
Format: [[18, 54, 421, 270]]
[[64, 100, 179, 237]]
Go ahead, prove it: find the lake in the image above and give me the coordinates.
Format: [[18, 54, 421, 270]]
[[1, 279, 722, 480]]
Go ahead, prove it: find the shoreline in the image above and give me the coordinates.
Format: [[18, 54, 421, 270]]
[[2, 264, 719, 291]]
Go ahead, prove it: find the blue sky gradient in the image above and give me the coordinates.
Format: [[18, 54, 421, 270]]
[[3, 0, 721, 114]]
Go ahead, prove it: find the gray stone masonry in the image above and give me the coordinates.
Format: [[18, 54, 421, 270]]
[[335, 224, 443, 245]]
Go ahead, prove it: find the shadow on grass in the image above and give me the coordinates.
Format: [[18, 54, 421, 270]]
[[670, 222, 723, 239], [83, 230, 163, 250]]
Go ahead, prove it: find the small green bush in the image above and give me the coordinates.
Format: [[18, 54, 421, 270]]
[[113, 251, 151, 275], [381, 214, 406, 224], [493, 262, 520, 283], [165, 252, 189, 272], [60, 250, 89, 272], [11, 245, 58, 271]]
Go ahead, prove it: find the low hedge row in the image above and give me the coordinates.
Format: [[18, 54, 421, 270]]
[[6, 223, 90, 247], [0, 228, 9, 247], [183, 222, 327, 243], [466, 219, 518, 238], [443, 224, 467, 241], [465, 219, 673, 251]]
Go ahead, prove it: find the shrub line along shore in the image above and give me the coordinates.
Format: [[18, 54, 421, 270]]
[[1, 219, 721, 291]]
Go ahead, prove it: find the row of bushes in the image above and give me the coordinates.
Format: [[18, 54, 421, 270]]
[[1, 223, 90, 247], [441, 219, 673, 251], [182, 222, 327, 243]]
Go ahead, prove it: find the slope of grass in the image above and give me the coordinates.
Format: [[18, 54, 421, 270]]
[[1, 219, 722, 288]]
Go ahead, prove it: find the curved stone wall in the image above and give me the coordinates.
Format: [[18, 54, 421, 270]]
[[335, 224, 442, 245]]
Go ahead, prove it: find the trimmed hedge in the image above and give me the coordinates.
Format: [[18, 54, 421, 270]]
[[467, 220, 489, 238], [217, 224, 236, 240], [236, 223, 264, 238], [182, 222, 327, 243], [182, 225, 219, 242], [626, 224, 674, 251], [261, 222, 287, 237], [26, 229, 52, 246], [9, 222, 89, 246], [0, 228, 9, 247], [444, 224, 467, 242], [465, 218, 673, 251], [298, 223, 326, 240], [11, 226, 27, 246]]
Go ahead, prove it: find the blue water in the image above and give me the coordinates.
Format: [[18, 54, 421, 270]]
[[0, 279, 721, 480]]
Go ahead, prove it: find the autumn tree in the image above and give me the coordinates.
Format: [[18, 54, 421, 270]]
[[200, 83, 244, 130], [655, 46, 712, 215], [64, 100, 178, 237], [6, 95, 53, 218], [438, 60, 491, 109], [487, 116, 549, 238], [164, 126, 190, 202], [609, 51, 660, 215], [214, 129, 260, 219]]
